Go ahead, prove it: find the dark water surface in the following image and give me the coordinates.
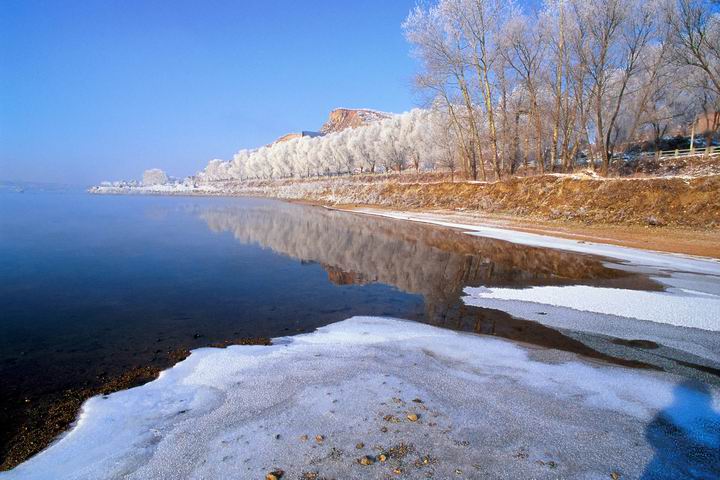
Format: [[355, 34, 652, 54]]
[[0, 190, 704, 466]]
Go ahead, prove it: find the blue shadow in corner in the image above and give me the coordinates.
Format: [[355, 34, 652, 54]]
[[642, 380, 720, 479]]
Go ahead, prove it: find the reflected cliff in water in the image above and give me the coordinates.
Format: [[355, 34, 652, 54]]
[[197, 201, 662, 366]]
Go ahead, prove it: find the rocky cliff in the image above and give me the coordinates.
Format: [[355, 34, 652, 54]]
[[273, 108, 392, 144], [319, 108, 392, 134]]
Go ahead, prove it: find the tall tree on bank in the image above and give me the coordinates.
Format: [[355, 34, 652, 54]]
[[666, 0, 720, 98]]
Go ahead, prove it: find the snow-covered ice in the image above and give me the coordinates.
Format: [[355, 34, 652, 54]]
[[3, 317, 719, 480], [463, 284, 720, 331]]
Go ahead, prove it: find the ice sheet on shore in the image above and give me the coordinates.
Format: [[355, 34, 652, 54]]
[[4, 317, 719, 480], [464, 284, 720, 332], [462, 287, 720, 365]]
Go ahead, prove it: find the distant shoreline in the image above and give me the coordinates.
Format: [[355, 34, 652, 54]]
[[90, 172, 720, 259]]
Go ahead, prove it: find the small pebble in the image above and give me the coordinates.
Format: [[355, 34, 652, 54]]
[[315, 435, 324, 443], [359, 455, 374, 466], [407, 413, 419, 422], [266, 469, 284, 480], [356, 442, 365, 449], [378, 453, 388, 462]]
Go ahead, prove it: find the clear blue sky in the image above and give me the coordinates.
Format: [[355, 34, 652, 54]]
[[0, 0, 418, 185]]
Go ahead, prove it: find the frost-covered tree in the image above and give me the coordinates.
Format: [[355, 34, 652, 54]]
[[167, 0, 720, 185], [142, 168, 168, 186], [403, 0, 718, 177], [666, 0, 720, 98], [194, 109, 455, 182]]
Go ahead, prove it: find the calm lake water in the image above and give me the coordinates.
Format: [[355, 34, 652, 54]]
[[0, 190, 715, 464]]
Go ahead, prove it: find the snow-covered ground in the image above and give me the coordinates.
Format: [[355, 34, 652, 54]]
[[5, 206, 720, 479], [4, 317, 719, 480], [463, 283, 719, 330]]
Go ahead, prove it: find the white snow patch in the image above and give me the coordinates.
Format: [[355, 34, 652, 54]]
[[463, 285, 720, 332], [4, 317, 719, 479]]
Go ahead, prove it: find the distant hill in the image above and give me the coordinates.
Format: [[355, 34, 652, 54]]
[[272, 131, 322, 145], [273, 108, 392, 144], [319, 108, 392, 134]]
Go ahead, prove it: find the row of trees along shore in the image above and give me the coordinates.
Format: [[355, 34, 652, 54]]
[[200, 0, 719, 183]]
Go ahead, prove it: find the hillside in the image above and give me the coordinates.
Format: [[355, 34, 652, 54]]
[[272, 108, 392, 144], [319, 108, 392, 134]]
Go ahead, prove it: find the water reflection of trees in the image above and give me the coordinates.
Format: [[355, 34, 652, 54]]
[[198, 202, 660, 366], [200, 203, 657, 305]]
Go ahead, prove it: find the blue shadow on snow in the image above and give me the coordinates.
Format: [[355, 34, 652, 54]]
[[642, 380, 720, 479]]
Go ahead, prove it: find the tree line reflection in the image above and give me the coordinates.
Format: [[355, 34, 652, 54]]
[[197, 202, 660, 366]]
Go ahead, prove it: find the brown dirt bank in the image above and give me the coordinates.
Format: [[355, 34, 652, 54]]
[[307, 175, 720, 228], [218, 173, 719, 228], [216, 173, 720, 258]]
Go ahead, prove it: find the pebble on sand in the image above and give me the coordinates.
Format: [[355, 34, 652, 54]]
[[265, 469, 284, 480]]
